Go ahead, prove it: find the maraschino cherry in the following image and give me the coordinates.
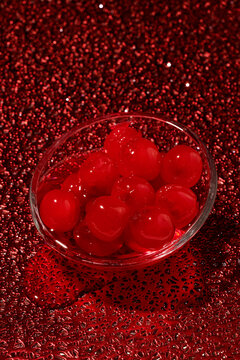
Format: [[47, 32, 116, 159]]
[[160, 145, 203, 187], [104, 122, 141, 161], [79, 151, 119, 195], [111, 176, 155, 214], [62, 172, 88, 205], [126, 206, 175, 251], [86, 196, 129, 242], [40, 189, 80, 232], [119, 137, 162, 180], [156, 185, 199, 228]]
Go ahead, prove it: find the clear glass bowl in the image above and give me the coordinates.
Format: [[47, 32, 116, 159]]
[[30, 113, 217, 270]]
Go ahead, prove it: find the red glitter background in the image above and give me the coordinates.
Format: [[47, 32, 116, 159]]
[[1, 0, 239, 359]]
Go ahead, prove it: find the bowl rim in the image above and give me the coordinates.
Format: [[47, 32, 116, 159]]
[[30, 112, 218, 270]]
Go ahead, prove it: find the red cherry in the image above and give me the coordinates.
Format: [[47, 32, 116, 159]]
[[155, 185, 199, 229], [160, 145, 203, 187], [61, 172, 88, 205], [85, 196, 129, 242], [40, 189, 80, 232], [73, 221, 123, 257], [111, 176, 155, 214], [79, 151, 119, 195], [119, 138, 162, 180], [104, 123, 141, 162], [126, 206, 175, 251]]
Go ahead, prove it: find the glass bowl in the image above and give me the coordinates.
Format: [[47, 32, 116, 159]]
[[30, 113, 217, 270]]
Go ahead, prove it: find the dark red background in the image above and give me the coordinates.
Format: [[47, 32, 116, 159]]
[[1, 0, 239, 359]]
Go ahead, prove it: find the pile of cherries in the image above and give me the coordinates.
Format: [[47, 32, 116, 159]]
[[39, 122, 203, 257]]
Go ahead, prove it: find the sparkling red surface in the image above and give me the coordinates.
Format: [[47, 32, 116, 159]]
[[1, 0, 239, 359]]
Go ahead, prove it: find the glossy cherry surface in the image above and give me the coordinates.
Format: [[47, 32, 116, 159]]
[[73, 221, 123, 257], [119, 137, 162, 180], [111, 176, 155, 214], [127, 206, 175, 251], [61, 172, 88, 205], [156, 185, 199, 229], [160, 145, 203, 188], [104, 122, 141, 161], [79, 151, 119, 195], [85, 196, 130, 242], [40, 189, 80, 232]]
